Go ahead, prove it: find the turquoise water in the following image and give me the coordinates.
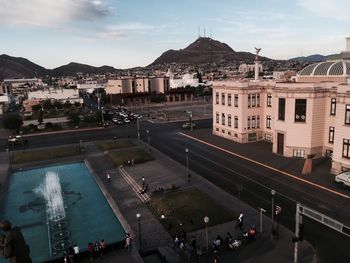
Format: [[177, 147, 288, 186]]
[[0, 162, 126, 263]]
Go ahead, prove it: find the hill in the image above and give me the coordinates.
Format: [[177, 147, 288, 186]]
[[0, 54, 48, 80], [150, 37, 269, 66], [52, 62, 117, 76], [0, 54, 118, 80], [289, 54, 334, 62]]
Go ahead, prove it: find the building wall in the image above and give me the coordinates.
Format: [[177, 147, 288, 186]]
[[212, 80, 350, 175]]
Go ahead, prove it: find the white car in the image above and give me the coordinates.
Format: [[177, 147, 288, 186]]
[[335, 172, 350, 187]]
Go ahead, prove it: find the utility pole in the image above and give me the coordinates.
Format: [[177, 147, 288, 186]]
[[294, 203, 301, 263], [137, 117, 140, 140]]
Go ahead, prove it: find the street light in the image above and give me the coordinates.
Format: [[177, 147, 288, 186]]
[[136, 117, 140, 140], [146, 130, 150, 152], [204, 216, 209, 262], [259, 207, 266, 235], [186, 110, 193, 132], [136, 213, 142, 253], [185, 148, 190, 182], [271, 189, 276, 235]]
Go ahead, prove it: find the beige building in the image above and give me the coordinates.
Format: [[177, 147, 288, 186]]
[[212, 38, 350, 175]]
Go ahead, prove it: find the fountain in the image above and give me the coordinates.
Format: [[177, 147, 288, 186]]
[[35, 171, 71, 256]]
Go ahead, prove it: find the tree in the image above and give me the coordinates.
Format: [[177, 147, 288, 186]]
[[64, 101, 72, 109], [31, 104, 42, 112], [2, 113, 23, 131], [37, 110, 44, 124], [68, 112, 80, 126], [43, 99, 53, 110], [53, 100, 63, 109], [74, 101, 81, 108]]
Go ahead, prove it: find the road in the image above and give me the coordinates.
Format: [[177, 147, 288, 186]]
[[2, 119, 350, 262]]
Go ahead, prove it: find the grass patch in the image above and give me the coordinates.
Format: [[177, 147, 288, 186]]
[[97, 139, 134, 151], [11, 146, 81, 164], [107, 148, 153, 166], [149, 189, 235, 236]]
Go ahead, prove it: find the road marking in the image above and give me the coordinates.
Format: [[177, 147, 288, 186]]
[[179, 132, 350, 200]]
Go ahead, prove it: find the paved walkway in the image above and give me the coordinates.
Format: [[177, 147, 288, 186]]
[[0, 137, 316, 263]]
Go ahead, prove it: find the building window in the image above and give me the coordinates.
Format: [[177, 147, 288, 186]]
[[247, 116, 251, 129], [252, 94, 256, 107], [234, 94, 238, 107], [342, 139, 350, 158], [228, 114, 232, 127], [222, 93, 225, 105], [248, 133, 257, 141], [345, 104, 350, 125], [267, 93, 272, 107], [234, 116, 238, 128], [222, 113, 225, 125], [278, 98, 286, 121], [216, 127, 219, 131], [228, 94, 232, 106], [266, 115, 271, 129], [295, 99, 307, 122], [216, 92, 219, 104], [257, 116, 260, 128], [216, 112, 219, 124], [257, 94, 260, 107], [248, 94, 251, 108], [293, 149, 305, 158], [252, 116, 256, 128], [330, 98, 336, 115], [329, 127, 335, 143], [228, 131, 231, 135]]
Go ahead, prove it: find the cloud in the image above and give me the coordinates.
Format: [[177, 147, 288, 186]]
[[0, 0, 112, 27], [297, 0, 350, 21], [97, 22, 155, 39]]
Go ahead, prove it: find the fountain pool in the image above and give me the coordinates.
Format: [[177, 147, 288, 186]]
[[0, 162, 126, 263]]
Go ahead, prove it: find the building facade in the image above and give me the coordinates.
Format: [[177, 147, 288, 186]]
[[212, 38, 350, 175]]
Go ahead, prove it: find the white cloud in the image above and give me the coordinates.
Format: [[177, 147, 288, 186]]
[[297, 0, 350, 21], [0, 0, 111, 27], [97, 22, 155, 39]]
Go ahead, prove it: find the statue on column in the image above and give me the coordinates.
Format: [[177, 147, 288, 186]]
[[255, 47, 262, 61]]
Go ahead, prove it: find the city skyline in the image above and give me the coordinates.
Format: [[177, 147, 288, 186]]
[[1, 0, 350, 69]]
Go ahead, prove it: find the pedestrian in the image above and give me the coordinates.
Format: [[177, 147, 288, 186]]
[[93, 241, 101, 259], [125, 233, 132, 251], [99, 239, 107, 257], [73, 244, 79, 260], [87, 243, 94, 261], [67, 246, 75, 263], [0, 220, 32, 263], [107, 173, 111, 183], [235, 212, 244, 230], [131, 159, 134, 166], [142, 177, 145, 189]]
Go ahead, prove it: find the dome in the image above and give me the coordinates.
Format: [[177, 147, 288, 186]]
[[299, 61, 350, 76]]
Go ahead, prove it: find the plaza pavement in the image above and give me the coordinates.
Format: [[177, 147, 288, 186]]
[[0, 134, 317, 263]]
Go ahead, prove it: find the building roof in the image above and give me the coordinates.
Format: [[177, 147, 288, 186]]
[[299, 60, 350, 76]]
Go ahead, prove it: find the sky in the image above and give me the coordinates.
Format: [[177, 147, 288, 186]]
[[1, 0, 350, 69]]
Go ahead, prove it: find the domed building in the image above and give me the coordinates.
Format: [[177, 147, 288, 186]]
[[212, 38, 350, 175]]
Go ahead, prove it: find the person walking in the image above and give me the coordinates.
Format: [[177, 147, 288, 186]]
[[99, 239, 106, 257], [87, 243, 94, 261], [107, 173, 111, 183], [235, 212, 244, 230], [0, 220, 32, 263], [124, 233, 132, 251]]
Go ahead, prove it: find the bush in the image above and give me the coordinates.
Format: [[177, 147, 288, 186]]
[[2, 113, 23, 130]]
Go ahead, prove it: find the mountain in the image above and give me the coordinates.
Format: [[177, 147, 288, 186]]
[[52, 62, 117, 76], [0, 54, 48, 80], [0, 54, 119, 80], [150, 37, 269, 66], [289, 54, 335, 62]]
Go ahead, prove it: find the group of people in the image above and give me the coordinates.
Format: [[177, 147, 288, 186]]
[[174, 231, 202, 260], [87, 240, 107, 261]]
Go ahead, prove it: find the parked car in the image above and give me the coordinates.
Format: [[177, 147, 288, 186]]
[[7, 135, 28, 146], [182, 122, 196, 129], [335, 172, 350, 187]]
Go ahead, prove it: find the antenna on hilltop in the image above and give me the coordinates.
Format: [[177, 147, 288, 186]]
[[210, 27, 212, 38], [198, 26, 200, 38], [204, 26, 206, 37]]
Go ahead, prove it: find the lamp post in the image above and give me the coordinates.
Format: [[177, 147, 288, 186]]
[[271, 189, 276, 235], [204, 216, 209, 262], [137, 117, 140, 140], [185, 148, 190, 182], [259, 207, 266, 235], [146, 130, 150, 152], [136, 213, 142, 253]]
